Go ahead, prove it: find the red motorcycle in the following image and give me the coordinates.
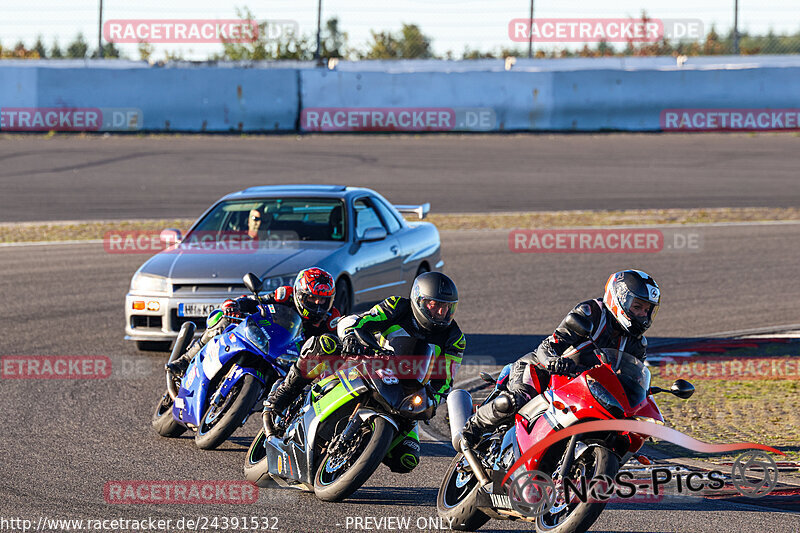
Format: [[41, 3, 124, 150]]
[[437, 314, 695, 532]]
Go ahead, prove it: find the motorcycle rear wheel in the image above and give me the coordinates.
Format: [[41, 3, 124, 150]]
[[151, 389, 186, 438], [244, 428, 275, 487], [437, 452, 491, 531]]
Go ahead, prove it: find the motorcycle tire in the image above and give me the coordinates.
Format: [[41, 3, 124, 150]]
[[151, 389, 186, 438], [437, 452, 491, 531], [313, 417, 395, 502], [195, 374, 263, 450]]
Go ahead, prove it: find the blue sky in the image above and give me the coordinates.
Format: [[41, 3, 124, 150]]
[[2, 1, 798, 59]]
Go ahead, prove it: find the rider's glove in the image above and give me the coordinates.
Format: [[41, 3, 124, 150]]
[[342, 333, 367, 355], [221, 299, 243, 318], [547, 357, 577, 376]]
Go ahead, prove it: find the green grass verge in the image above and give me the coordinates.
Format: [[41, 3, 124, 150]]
[[650, 365, 800, 466]]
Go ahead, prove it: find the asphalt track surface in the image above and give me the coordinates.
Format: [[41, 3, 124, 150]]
[[2, 225, 799, 532], [1, 133, 799, 222]]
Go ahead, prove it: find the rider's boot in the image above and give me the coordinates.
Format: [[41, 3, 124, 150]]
[[460, 392, 516, 448], [262, 365, 311, 438]]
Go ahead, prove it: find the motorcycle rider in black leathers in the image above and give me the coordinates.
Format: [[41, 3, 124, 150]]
[[324, 271, 467, 474], [460, 269, 661, 447]]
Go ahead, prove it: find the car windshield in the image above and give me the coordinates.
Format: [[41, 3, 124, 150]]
[[191, 198, 347, 242], [598, 349, 651, 407]]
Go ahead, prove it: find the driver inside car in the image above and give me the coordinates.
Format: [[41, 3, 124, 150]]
[[460, 269, 660, 448]]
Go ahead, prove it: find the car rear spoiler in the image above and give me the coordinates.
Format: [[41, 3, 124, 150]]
[[394, 203, 430, 220]]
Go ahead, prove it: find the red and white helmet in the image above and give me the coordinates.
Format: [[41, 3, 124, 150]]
[[293, 267, 335, 322], [603, 270, 660, 337]]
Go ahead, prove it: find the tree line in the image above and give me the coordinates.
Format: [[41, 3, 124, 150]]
[[3, 16, 799, 61]]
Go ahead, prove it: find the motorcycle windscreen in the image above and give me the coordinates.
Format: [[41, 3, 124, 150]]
[[385, 335, 436, 384], [598, 349, 651, 408], [260, 305, 304, 348]]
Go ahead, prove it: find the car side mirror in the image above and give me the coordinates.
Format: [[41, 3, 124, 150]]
[[565, 313, 593, 339], [160, 228, 182, 245], [359, 227, 388, 242], [670, 379, 695, 399], [243, 272, 263, 295]]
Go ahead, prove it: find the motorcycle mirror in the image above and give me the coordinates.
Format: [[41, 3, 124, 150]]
[[479, 372, 496, 384], [206, 309, 225, 330], [670, 379, 695, 399], [565, 312, 593, 339], [243, 273, 263, 295]]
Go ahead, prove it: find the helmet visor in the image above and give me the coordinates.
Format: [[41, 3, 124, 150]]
[[297, 290, 333, 317], [415, 296, 457, 327], [620, 293, 659, 329]]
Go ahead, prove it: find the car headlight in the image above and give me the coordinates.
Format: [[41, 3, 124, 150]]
[[130, 272, 169, 293], [244, 321, 271, 354], [587, 379, 625, 418], [260, 274, 298, 293]]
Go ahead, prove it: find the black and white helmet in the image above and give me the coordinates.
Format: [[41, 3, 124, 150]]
[[410, 272, 458, 332], [603, 270, 660, 337]]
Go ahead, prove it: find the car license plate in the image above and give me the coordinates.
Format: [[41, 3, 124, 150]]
[[177, 303, 220, 318]]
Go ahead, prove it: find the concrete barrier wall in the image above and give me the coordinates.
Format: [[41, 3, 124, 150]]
[[2, 66, 299, 132], [1, 60, 798, 132]]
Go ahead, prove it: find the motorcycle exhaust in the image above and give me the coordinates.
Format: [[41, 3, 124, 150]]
[[447, 389, 474, 451], [166, 321, 196, 400], [447, 390, 491, 486]]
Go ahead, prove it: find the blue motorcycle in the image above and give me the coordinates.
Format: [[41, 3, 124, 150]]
[[152, 273, 303, 450]]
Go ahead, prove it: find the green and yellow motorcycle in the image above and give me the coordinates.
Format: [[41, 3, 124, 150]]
[[244, 335, 438, 502]]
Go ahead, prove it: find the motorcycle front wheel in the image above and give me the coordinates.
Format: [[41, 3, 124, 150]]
[[535, 445, 620, 533], [195, 374, 263, 450], [313, 417, 395, 502]]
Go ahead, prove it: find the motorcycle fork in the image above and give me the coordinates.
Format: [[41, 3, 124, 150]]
[[557, 434, 580, 480], [328, 402, 363, 455]]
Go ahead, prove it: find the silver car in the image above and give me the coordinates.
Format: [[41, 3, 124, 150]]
[[125, 185, 443, 351]]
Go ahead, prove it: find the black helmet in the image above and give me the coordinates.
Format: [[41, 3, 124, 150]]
[[603, 270, 661, 337], [410, 272, 458, 332]]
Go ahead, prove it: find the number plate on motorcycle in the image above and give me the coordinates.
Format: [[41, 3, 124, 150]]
[[177, 303, 220, 317]]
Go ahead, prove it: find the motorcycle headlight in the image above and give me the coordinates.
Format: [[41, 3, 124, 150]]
[[244, 321, 270, 354], [587, 379, 625, 418], [400, 389, 433, 418], [260, 274, 298, 294], [130, 272, 169, 293]]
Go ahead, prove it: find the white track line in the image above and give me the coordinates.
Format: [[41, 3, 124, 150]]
[[0, 239, 104, 248]]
